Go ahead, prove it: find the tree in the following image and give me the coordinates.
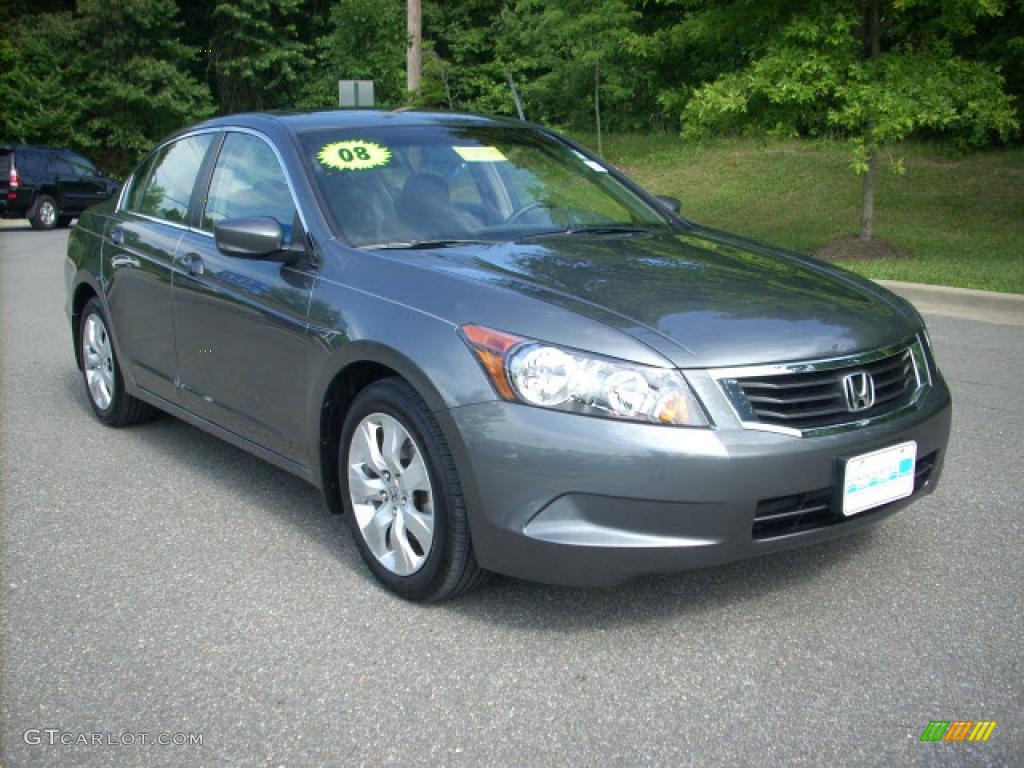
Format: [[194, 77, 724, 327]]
[[0, 0, 213, 173], [73, 0, 214, 172], [0, 12, 83, 150], [677, 0, 1019, 240], [209, 0, 308, 112], [419, 0, 509, 113], [494, 0, 656, 130], [299, 0, 407, 109]]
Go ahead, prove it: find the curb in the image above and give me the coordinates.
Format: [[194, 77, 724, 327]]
[[876, 280, 1024, 327]]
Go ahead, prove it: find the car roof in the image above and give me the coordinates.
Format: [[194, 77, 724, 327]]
[[181, 109, 534, 138], [0, 144, 70, 152]]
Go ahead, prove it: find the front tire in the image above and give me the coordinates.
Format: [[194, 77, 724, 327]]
[[78, 297, 156, 427], [29, 195, 58, 230], [339, 378, 485, 601]]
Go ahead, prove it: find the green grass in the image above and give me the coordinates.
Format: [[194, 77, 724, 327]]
[[568, 134, 1024, 294]]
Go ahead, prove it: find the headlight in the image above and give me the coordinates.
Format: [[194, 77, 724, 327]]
[[460, 324, 710, 427]]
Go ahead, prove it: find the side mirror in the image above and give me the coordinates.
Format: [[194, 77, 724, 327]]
[[214, 217, 286, 258], [655, 195, 682, 215]]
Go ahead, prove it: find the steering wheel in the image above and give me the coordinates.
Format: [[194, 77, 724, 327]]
[[503, 201, 558, 225]]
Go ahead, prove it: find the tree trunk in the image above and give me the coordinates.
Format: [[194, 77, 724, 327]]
[[859, 0, 881, 240], [860, 150, 876, 240], [594, 59, 603, 157], [407, 0, 422, 94]]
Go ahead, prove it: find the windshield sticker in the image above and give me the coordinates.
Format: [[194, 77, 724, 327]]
[[453, 146, 508, 163], [317, 140, 392, 171]]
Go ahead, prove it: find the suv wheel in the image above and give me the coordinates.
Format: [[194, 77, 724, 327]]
[[30, 195, 58, 230], [78, 298, 156, 426], [340, 378, 486, 601]]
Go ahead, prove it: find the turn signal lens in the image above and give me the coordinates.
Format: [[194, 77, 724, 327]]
[[459, 324, 523, 401]]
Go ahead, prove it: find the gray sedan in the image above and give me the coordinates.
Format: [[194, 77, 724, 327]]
[[64, 110, 951, 600]]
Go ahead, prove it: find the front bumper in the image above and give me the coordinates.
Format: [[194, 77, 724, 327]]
[[444, 370, 952, 586]]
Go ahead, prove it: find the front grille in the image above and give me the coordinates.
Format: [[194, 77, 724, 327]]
[[752, 450, 937, 539], [733, 346, 920, 432]]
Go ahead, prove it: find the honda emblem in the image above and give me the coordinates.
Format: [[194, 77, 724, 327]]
[[841, 371, 875, 412]]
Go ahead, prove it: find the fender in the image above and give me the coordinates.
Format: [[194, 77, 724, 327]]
[[306, 338, 490, 533]]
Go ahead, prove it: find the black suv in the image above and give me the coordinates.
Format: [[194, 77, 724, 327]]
[[1, 144, 119, 230]]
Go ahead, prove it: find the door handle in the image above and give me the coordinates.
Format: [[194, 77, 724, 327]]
[[111, 254, 140, 269], [110, 226, 125, 246], [180, 252, 204, 276]]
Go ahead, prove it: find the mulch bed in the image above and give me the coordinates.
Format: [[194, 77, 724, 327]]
[[813, 234, 908, 261]]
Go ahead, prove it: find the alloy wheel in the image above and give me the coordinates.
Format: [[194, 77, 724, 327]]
[[38, 200, 56, 228], [82, 313, 114, 410], [347, 412, 435, 576]]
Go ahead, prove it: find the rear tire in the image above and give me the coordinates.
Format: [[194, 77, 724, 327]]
[[78, 297, 156, 427], [339, 378, 486, 601], [29, 195, 58, 230]]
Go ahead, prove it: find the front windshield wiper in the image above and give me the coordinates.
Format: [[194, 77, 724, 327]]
[[517, 225, 657, 240], [361, 239, 494, 250]]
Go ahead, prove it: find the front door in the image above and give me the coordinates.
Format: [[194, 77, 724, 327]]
[[104, 133, 215, 401], [172, 132, 314, 463]]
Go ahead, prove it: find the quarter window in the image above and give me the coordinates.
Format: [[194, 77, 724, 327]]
[[133, 134, 213, 223], [202, 133, 296, 240]]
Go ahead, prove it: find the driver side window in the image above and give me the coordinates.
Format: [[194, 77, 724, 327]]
[[202, 133, 296, 242]]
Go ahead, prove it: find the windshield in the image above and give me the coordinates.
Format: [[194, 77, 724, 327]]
[[298, 124, 673, 247]]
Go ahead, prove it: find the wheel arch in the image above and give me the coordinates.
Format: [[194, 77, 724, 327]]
[[70, 278, 103, 370], [313, 341, 471, 517]]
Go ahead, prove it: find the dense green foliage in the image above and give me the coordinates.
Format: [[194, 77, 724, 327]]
[[678, 2, 1019, 165], [1, 0, 214, 171], [1, 0, 1020, 176]]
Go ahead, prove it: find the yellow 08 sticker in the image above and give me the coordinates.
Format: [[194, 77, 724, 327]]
[[317, 140, 392, 171]]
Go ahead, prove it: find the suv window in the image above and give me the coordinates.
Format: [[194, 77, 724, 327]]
[[49, 155, 74, 178], [64, 154, 98, 178], [18, 150, 44, 181], [133, 134, 213, 224], [202, 133, 296, 240]]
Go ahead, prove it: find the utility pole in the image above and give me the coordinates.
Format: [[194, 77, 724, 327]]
[[407, 0, 422, 94]]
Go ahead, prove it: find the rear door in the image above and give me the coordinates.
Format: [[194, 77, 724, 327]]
[[172, 131, 314, 462], [103, 132, 217, 402]]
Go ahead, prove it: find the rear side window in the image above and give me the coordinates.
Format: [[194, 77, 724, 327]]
[[15, 150, 44, 181], [132, 134, 213, 223], [201, 132, 296, 239], [49, 155, 74, 178]]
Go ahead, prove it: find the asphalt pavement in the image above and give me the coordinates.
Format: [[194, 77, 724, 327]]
[[2, 226, 1021, 767]]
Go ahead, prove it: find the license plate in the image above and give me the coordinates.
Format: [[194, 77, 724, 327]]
[[842, 441, 917, 517]]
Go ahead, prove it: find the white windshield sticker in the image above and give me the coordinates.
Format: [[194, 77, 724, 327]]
[[453, 146, 508, 163]]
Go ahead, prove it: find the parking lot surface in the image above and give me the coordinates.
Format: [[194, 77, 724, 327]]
[[2, 227, 1021, 766]]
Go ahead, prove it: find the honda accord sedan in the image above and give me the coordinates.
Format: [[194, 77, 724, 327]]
[[65, 110, 952, 600]]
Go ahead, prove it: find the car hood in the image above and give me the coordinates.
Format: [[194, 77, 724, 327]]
[[418, 227, 922, 368]]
